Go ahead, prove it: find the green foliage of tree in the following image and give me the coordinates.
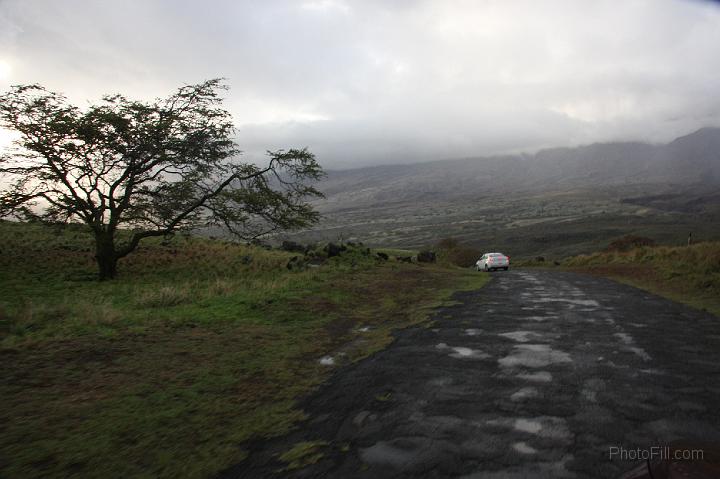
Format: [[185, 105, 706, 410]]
[[0, 79, 324, 279]]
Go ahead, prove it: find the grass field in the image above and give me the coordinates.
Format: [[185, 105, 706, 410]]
[[563, 241, 720, 317], [292, 184, 720, 260], [0, 221, 488, 478]]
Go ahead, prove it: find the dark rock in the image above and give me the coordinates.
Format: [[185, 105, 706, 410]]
[[417, 251, 437, 263], [325, 242, 343, 257], [286, 256, 306, 271], [376, 252, 389, 261], [535, 256, 545, 262], [281, 240, 306, 253], [554, 260, 561, 266]]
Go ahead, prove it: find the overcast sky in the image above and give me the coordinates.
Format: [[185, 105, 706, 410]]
[[1, 0, 719, 168]]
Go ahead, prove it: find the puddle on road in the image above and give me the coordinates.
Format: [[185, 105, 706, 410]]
[[512, 441, 538, 454], [517, 274, 542, 284], [499, 331, 543, 343], [488, 416, 573, 441], [360, 438, 429, 468], [436, 343, 490, 359], [614, 332, 633, 344], [319, 356, 335, 366], [532, 298, 600, 307], [612, 332, 652, 361], [517, 371, 553, 382], [514, 418, 543, 434], [628, 347, 652, 361], [511, 387, 539, 402], [524, 315, 557, 322], [514, 417, 573, 440], [465, 328, 482, 336], [499, 344, 572, 368]]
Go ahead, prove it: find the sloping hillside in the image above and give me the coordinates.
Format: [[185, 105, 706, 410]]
[[288, 128, 720, 256], [317, 127, 720, 210]]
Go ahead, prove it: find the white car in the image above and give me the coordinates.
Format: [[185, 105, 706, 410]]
[[476, 252, 510, 271]]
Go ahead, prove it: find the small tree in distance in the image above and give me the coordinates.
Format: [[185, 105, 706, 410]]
[[0, 79, 325, 279]]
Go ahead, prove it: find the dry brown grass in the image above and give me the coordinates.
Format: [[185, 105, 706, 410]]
[[566, 241, 720, 316]]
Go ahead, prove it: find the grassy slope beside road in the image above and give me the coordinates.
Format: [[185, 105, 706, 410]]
[[563, 241, 720, 317], [0, 221, 487, 479]]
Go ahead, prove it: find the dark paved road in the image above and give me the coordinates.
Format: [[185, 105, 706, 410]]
[[222, 270, 720, 478]]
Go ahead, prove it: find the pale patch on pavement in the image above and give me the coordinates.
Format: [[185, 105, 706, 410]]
[[436, 343, 490, 359], [319, 356, 335, 366], [499, 344, 572, 368], [512, 441, 538, 454], [517, 371, 553, 382], [511, 387, 539, 401], [499, 331, 543, 343]]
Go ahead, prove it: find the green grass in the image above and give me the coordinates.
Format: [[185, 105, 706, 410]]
[[0, 220, 488, 478], [563, 241, 720, 316], [278, 441, 329, 471]]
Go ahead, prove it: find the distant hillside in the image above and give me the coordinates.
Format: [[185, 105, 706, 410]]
[[316, 127, 720, 211], [287, 128, 720, 257]]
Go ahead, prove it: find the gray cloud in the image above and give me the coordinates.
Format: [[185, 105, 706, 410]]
[[1, 0, 719, 167]]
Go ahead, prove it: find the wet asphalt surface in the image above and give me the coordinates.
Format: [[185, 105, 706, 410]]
[[221, 270, 720, 479]]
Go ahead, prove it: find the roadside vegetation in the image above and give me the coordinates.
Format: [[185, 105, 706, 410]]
[[433, 237, 483, 267], [0, 220, 487, 479], [563, 238, 720, 316]]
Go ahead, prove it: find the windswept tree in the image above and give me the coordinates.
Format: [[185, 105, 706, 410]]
[[0, 79, 324, 279]]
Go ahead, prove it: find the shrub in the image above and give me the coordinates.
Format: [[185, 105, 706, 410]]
[[434, 237, 482, 268], [435, 237, 460, 250]]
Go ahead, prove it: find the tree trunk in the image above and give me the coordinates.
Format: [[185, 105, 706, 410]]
[[95, 232, 118, 280]]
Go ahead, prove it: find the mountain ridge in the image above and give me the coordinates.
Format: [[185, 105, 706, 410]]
[[316, 127, 720, 210]]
